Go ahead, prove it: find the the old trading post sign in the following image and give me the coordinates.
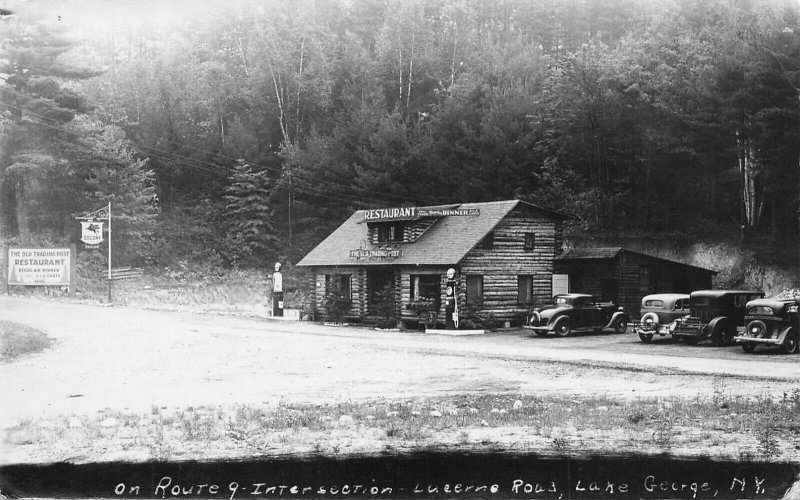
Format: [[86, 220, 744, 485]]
[[7, 248, 71, 286], [349, 248, 402, 259]]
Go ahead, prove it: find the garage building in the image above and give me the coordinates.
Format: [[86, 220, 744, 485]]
[[553, 247, 717, 316]]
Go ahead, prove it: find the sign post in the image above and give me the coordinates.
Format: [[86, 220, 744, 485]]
[[77, 203, 112, 302], [107, 202, 112, 302]]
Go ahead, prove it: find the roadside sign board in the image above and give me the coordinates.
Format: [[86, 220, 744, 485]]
[[80, 221, 104, 245], [7, 248, 71, 286]]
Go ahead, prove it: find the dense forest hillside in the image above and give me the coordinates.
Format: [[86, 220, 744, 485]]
[[1, 0, 799, 276]]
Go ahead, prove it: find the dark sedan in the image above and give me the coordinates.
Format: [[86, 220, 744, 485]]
[[523, 293, 628, 337]]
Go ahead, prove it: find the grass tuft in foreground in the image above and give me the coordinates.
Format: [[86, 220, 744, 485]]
[[7, 391, 800, 463], [0, 321, 53, 361]]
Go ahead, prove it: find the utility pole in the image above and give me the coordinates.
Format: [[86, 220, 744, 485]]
[[107, 202, 112, 303], [288, 167, 293, 252]]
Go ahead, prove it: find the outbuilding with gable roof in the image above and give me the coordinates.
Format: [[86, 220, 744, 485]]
[[553, 247, 717, 317]]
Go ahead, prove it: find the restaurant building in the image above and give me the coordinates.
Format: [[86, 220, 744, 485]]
[[296, 199, 566, 328]]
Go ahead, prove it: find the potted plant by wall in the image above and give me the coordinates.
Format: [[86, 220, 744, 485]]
[[406, 297, 437, 312], [323, 282, 350, 323]]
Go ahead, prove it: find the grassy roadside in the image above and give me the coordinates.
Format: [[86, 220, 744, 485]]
[[0, 321, 53, 361], [6, 391, 800, 464]]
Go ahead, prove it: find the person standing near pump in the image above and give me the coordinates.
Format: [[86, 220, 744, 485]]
[[272, 262, 284, 317]]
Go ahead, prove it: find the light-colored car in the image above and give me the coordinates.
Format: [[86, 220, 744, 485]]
[[635, 293, 691, 343]]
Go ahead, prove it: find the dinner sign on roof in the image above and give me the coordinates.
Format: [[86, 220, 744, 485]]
[[363, 206, 480, 222]]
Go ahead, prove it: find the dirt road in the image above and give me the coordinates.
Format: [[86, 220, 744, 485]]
[[2, 296, 799, 430]]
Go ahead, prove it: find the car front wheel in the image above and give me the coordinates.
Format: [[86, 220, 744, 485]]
[[638, 332, 654, 343], [741, 343, 756, 354], [782, 330, 799, 354], [712, 326, 734, 347], [553, 318, 571, 337], [613, 317, 628, 334]]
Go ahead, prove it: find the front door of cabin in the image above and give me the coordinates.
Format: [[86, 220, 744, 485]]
[[367, 267, 394, 315]]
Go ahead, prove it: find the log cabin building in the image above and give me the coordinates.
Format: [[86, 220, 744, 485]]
[[296, 199, 566, 328]]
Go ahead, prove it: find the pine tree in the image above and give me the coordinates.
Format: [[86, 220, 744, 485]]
[[79, 124, 159, 264], [0, 5, 99, 243], [222, 160, 277, 266]]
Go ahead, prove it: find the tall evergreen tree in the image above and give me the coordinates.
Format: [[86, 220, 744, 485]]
[[222, 160, 276, 266], [0, 5, 97, 242]]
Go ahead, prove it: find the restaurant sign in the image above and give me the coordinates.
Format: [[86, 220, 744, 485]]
[[419, 207, 480, 217], [363, 206, 480, 221], [7, 248, 71, 286], [349, 248, 402, 259]]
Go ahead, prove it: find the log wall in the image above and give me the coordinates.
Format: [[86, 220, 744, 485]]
[[457, 208, 560, 325]]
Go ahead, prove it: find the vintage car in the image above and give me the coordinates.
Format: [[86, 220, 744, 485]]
[[733, 298, 800, 354], [524, 293, 628, 337], [635, 293, 691, 343], [672, 290, 765, 346]]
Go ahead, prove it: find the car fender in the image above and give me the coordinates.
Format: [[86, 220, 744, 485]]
[[776, 325, 794, 344], [527, 310, 541, 327], [547, 312, 567, 328], [605, 311, 628, 329]]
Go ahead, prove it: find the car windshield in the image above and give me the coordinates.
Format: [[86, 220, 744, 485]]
[[748, 306, 774, 316]]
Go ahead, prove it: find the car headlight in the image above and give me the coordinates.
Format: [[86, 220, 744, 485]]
[[747, 320, 767, 337]]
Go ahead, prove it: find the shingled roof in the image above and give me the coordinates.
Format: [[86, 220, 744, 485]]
[[297, 199, 563, 267], [557, 247, 716, 274]]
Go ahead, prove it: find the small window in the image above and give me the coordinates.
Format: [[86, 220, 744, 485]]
[[466, 275, 483, 305], [518, 275, 533, 304], [675, 299, 690, 311], [325, 274, 352, 303], [524, 233, 535, 251], [645, 299, 664, 308], [481, 231, 494, 249], [411, 274, 441, 307], [377, 223, 404, 242], [748, 306, 774, 316]]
